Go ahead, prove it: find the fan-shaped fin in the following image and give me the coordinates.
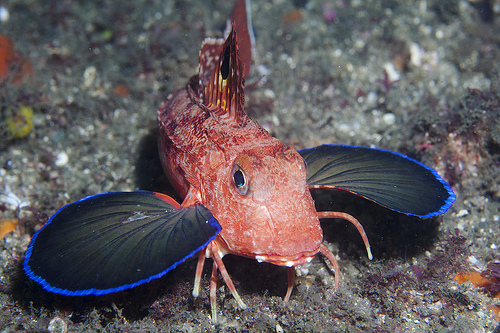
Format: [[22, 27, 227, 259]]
[[299, 145, 455, 218], [23, 191, 221, 295]]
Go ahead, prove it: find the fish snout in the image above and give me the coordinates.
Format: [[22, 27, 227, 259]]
[[255, 194, 323, 266]]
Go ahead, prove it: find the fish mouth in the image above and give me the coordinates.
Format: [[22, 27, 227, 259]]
[[252, 249, 319, 267], [214, 236, 321, 267]]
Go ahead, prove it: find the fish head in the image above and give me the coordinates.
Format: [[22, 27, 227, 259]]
[[207, 142, 323, 267]]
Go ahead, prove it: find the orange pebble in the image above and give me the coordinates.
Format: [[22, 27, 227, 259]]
[[0, 218, 18, 239], [282, 9, 303, 24], [0, 35, 15, 77], [12, 58, 34, 84], [453, 271, 490, 287], [114, 84, 130, 97]]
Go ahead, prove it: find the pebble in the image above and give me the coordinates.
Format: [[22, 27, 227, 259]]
[[382, 113, 396, 126], [55, 152, 69, 166], [383, 62, 400, 81], [0, 6, 9, 22], [48, 316, 67, 333], [83, 66, 97, 88]]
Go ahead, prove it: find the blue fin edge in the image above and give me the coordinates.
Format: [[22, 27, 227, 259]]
[[22, 191, 222, 296], [299, 144, 456, 218]]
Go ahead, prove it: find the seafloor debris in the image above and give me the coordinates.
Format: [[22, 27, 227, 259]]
[[455, 262, 500, 319]]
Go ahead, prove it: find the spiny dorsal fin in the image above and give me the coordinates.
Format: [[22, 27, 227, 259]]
[[227, 0, 255, 76], [198, 37, 223, 99], [202, 27, 246, 126]]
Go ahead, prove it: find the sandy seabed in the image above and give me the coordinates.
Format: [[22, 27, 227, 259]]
[[1, 0, 500, 331]]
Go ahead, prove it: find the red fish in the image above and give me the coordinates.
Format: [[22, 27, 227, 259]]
[[23, 0, 455, 323], [158, 26, 352, 320]]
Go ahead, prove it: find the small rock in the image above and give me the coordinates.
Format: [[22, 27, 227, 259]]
[[48, 316, 67, 333]]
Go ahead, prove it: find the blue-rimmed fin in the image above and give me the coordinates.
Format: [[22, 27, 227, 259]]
[[299, 145, 455, 218], [23, 191, 221, 295]]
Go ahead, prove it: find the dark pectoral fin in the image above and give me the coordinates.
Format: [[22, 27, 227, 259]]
[[299, 145, 456, 218], [23, 191, 221, 295]]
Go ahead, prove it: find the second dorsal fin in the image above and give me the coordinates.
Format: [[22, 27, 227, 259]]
[[202, 27, 246, 126]]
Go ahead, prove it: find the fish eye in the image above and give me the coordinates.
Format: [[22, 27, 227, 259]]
[[232, 164, 249, 195]]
